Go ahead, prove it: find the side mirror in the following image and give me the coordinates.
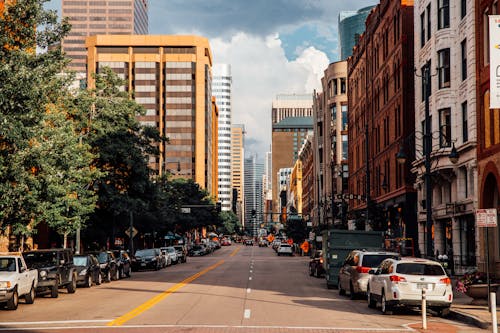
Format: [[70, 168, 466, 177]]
[[20, 267, 27, 273]]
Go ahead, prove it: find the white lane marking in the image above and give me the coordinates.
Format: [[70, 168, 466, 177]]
[[247, 288, 251, 293], [0, 324, 415, 331], [1, 320, 112, 325], [249, 276, 252, 280], [244, 309, 251, 319], [250, 270, 253, 273]]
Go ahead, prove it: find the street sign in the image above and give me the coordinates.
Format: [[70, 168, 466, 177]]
[[125, 227, 138, 238], [476, 209, 498, 227], [181, 207, 191, 214]]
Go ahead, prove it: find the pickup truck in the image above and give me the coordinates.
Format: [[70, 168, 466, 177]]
[[0, 253, 38, 310]]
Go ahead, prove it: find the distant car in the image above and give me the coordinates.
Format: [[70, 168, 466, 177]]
[[258, 239, 267, 247], [73, 254, 102, 287], [91, 251, 119, 282], [189, 245, 207, 256], [338, 250, 400, 299], [367, 257, 453, 317], [309, 250, 325, 278], [173, 245, 188, 263], [244, 239, 254, 246], [132, 249, 163, 271], [162, 247, 179, 265], [277, 244, 293, 256], [221, 239, 232, 246], [112, 250, 132, 278]]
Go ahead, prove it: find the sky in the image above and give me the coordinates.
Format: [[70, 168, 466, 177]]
[[45, 0, 377, 159]]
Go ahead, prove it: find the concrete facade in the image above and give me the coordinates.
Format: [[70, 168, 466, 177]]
[[231, 124, 245, 226]]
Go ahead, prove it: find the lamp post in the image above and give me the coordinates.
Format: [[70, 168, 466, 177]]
[[396, 65, 459, 257]]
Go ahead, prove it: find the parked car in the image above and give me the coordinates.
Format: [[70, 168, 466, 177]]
[[258, 239, 268, 247], [338, 250, 400, 298], [132, 248, 163, 271], [244, 239, 254, 246], [189, 245, 207, 256], [173, 245, 188, 263], [366, 257, 453, 316], [161, 247, 178, 265], [0, 253, 37, 310], [73, 254, 102, 287], [309, 250, 325, 278], [221, 238, 232, 246], [277, 244, 293, 256], [23, 249, 77, 298], [112, 250, 132, 278], [92, 251, 119, 282]]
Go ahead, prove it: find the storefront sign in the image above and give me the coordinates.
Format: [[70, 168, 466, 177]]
[[476, 208, 498, 227], [490, 16, 500, 108]]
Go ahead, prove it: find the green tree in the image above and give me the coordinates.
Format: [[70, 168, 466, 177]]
[[0, 0, 98, 243], [218, 211, 240, 235]]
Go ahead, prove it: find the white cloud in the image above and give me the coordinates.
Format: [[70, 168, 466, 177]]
[[211, 33, 329, 158]]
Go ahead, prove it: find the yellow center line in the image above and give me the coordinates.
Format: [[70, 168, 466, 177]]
[[229, 247, 241, 257], [107, 259, 225, 326]]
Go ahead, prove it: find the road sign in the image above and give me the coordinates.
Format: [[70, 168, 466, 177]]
[[287, 238, 293, 245], [181, 207, 191, 214], [476, 209, 498, 227], [125, 227, 138, 238]]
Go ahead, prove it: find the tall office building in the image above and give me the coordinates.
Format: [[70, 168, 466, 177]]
[[85, 35, 218, 196], [271, 94, 313, 221], [338, 6, 374, 60], [244, 155, 264, 237], [231, 124, 245, 225], [212, 64, 232, 211], [62, 0, 148, 73]]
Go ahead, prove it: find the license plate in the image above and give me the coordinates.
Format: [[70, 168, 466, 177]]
[[417, 283, 429, 289], [141, 263, 146, 266]]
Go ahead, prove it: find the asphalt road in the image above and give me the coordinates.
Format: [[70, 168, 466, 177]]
[[0, 245, 484, 332]]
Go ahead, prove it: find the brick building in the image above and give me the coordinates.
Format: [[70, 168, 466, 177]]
[[347, 0, 417, 243]]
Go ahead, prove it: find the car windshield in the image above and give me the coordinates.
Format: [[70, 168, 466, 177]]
[[0, 258, 16, 272], [166, 248, 175, 253], [73, 256, 88, 266], [173, 246, 182, 251], [97, 252, 108, 264], [280, 244, 291, 248], [23, 252, 58, 268], [362, 255, 399, 267], [136, 249, 155, 257], [396, 263, 445, 276]]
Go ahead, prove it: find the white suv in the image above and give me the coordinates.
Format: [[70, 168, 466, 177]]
[[366, 257, 453, 316]]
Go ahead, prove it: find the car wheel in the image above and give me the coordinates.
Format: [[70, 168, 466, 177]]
[[437, 307, 450, 318], [50, 285, 59, 298], [67, 273, 77, 293], [6, 288, 18, 310], [105, 270, 111, 282], [25, 284, 35, 304], [96, 272, 102, 285], [367, 286, 376, 308], [349, 282, 357, 300], [381, 291, 392, 315], [338, 279, 346, 296], [85, 275, 92, 288]]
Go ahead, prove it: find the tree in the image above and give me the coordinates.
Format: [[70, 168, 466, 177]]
[[0, 0, 99, 243], [285, 215, 308, 244], [218, 211, 241, 235]]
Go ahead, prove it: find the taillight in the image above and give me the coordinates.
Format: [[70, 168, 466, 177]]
[[356, 266, 371, 273], [439, 277, 451, 285], [319, 257, 324, 264], [389, 275, 406, 283]]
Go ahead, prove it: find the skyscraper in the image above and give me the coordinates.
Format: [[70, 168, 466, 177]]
[[231, 124, 245, 225], [85, 35, 218, 196], [62, 0, 148, 73], [338, 6, 374, 60], [212, 64, 232, 211], [244, 155, 264, 237]]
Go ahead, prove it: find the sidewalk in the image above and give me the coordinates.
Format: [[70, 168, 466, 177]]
[[450, 285, 498, 329]]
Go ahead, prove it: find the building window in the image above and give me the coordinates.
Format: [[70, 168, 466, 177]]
[[438, 48, 451, 88], [461, 39, 467, 80], [461, 0, 467, 19], [341, 104, 348, 131], [340, 78, 346, 94], [439, 108, 451, 147], [427, 4, 431, 41], [420, 12, 425, 47], [462, 101, 468, 143], [438, 0, 450, 29], [421, 61, 432, 101], [341, 135, 348, 160]]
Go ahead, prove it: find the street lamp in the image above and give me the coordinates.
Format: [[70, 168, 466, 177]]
[[396, 66, 459, 258]]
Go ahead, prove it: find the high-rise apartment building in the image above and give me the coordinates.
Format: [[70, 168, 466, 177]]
[[212, 64, 232, 211], [244, 155, 264, 237], [85, 35, 218, 196], [231, 124, 245, 225], [62, 0, 148, 73], [338, 6, 375, 60]]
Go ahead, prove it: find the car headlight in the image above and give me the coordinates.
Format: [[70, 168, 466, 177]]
[[79, 269, 87, 276], [39, 270, 47, 278], [0, 281, 11, 289]]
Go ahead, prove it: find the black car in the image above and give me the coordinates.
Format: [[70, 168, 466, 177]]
[[23, 249, 78, 298], [92, 251, 119, 282], [309, 250, 325, 278], [132, 248, 162, 271], [113, 250, 132, 278], [244, 239, 254, 246], [73, 254, 102, 287]]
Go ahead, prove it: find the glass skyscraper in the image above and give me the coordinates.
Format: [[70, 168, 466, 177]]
[[338, 6, 374, 60]]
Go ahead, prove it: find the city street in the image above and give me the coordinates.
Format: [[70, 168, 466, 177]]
[[0, 245, 483, 333]]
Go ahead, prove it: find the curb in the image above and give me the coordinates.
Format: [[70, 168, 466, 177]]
[[449, 309, 490, 329]]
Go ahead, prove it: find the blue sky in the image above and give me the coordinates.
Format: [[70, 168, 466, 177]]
[[45, 0, 378, 157]]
